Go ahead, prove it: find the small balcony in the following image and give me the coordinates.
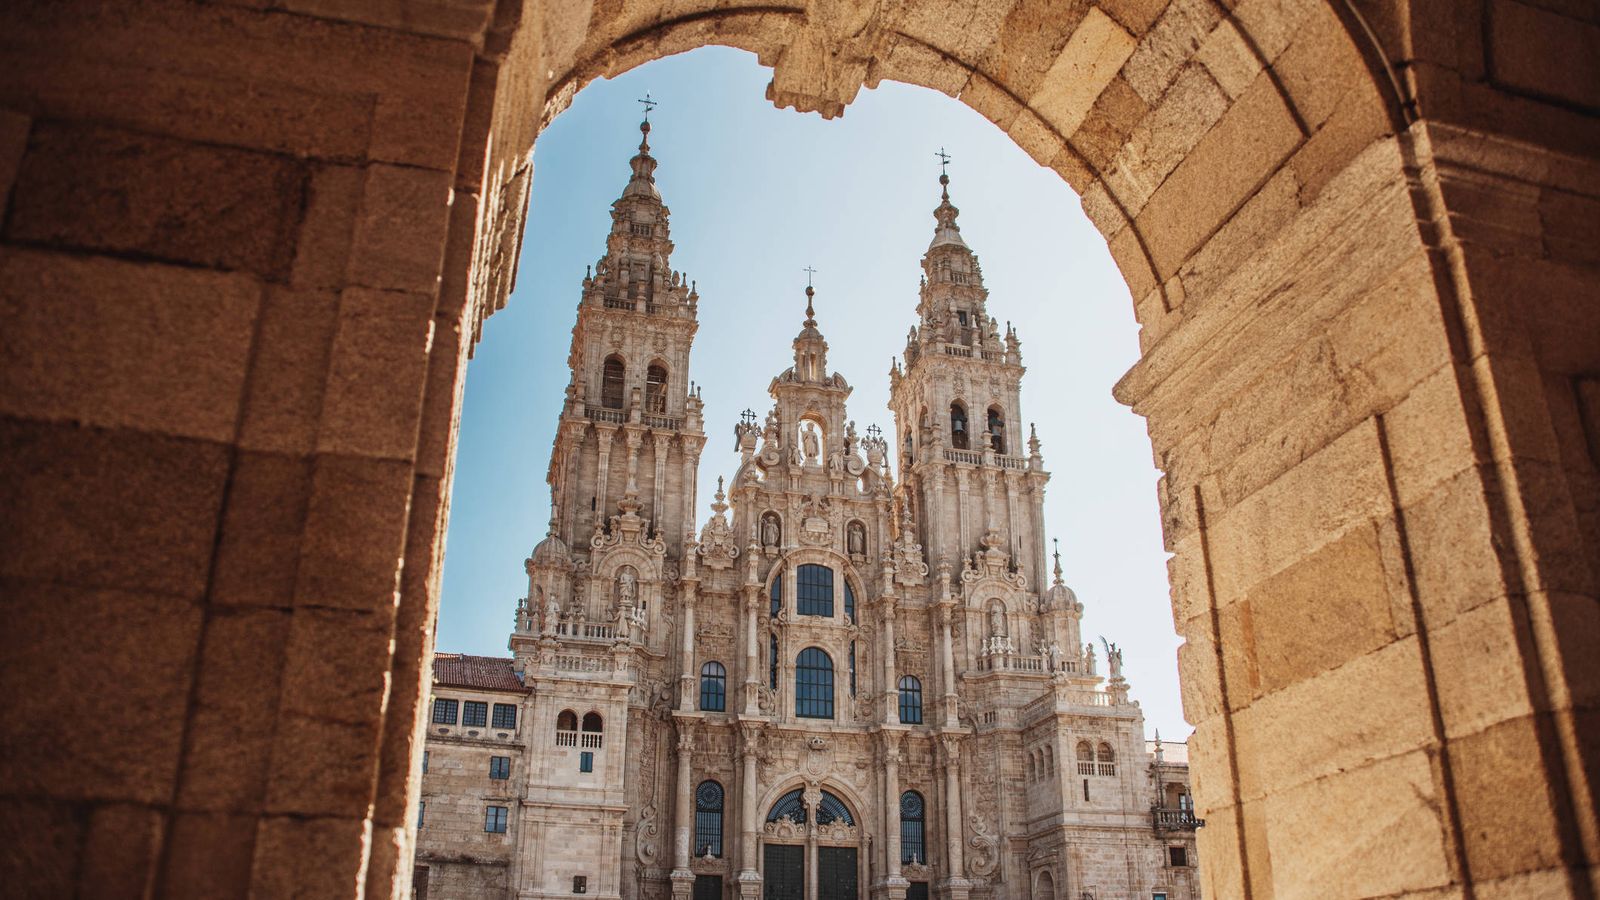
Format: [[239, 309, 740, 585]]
[[1152, 807, 1202, 832]]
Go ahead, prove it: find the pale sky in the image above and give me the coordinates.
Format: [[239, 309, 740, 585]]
[[438, 47, 1188, 741]]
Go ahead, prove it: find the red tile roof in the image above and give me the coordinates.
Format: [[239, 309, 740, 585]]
[[432, 653, 528, 693]]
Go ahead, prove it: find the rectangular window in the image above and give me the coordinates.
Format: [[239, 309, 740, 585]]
[[490, 756, 511, 780], [580, 751, 594, 773], [431, 698, 458, 725], [573, 876, 588, 894], [418, 800, 425, 829], [693, 875, 722, 900], [462, 700, 488, 727], [796, 564, 834, 617], [492, 703, 517, 729], [1168, 846, 1188, 867], [484, 805, 508, 833], [1083, 779, 1090, 801], [421, 750, 429, 773], [1153, 894, 1169, 900]]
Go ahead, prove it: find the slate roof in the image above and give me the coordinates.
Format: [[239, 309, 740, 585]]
[[432, 653, 528, 693]]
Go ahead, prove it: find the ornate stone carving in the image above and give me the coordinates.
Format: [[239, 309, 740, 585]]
[[696, 478, 739, 570]]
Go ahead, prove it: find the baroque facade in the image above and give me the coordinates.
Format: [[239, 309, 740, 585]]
[[414, 119, 1199, 900]]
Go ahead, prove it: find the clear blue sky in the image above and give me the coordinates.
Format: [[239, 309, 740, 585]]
[[439, 47, 1187, 741]]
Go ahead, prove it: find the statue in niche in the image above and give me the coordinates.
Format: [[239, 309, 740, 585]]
[[988, 603, 1007, 640], [802, 422, 821, 463], [828, 448, 844, 474], [847, 522, 866, 557], [543, 587, 561, 634], [761, 513, 781, 549], [617, 566, 638, 608]]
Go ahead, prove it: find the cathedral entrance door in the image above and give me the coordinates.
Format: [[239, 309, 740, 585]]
[[817, 847, 858, 900], [763, 845, 803, 900]]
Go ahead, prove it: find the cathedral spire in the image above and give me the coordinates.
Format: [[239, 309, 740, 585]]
[[930, 151, 966, 251], [622, 102, 660, 201], [1052, 537, 1064, 586]]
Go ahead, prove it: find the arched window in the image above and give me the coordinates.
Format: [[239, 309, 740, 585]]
[[900, 791, 926, 864], [699, 661, 726, 712], [797, 564, 834, 617], [1097, 742, 1116, 776], [844, 580, 856, 623], [1077, 740, 1094, 775], [770, 575, 781, 617], [987, 406, 1005, 453], [581, 712, 603, 748], [950, 402, 969, 449], [767, 789, 805, 824], [645, 363, 668, 414], [816, 790, 854, 826], [898, 675, 923, 725], [601, 355, 626, 409], [795, 647, 834, 719], [1026, 753, 1036, 782], [768, 633, 778, 690], [555, 709, 578, 746], [1037, 871, 1056, 900], [695, 780, 724, 857]]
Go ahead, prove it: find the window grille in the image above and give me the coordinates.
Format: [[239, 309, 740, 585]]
[[601, 357, 625, 409], [462, 701, 488, 728], [796, 564, 833, 617], [1097, 743, 1116, 776], [432, 699, 458, 725], [645, 365, 668, 414], [492, 703, 517, 729], [900, 792, 926, 864], [694, 781, 724, 857]]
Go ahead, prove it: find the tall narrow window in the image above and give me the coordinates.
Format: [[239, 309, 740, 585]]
[[898, 675, 923, 725], [556, 709, 578, 746], [987, 406, 1005, 453], [795, 647, 834, 719], [844, 581, 856, 623], [1077, 740, 1094, 775], [582, 712, 604, 748], [699, 661, 727, 712], [1097, 742, 1116, 776], [770, 575, 781, 617], [950, 402, 969, 449], [645, 363, 668, 414], [601, 356, 625, 409], [848, 642, 857, 698], [796, 564, 834, 617], [769, 633, 778, 690], [900, 792, 926, 864], [694, 781, 724, 857], [580, 751, 594, 773]]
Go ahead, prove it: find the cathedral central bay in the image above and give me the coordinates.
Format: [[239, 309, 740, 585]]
[[412, 119, 1199, 900]]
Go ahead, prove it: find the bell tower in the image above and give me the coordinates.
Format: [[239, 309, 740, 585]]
[[888, 165, 1050, 590]]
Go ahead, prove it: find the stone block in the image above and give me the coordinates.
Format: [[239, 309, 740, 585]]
[[264, 712, 384, 818], [176, 702, 278, 814], [1231, 636, 1436, 802], [78, 802, 164, 900], [1136, 71, 1302, 278], [1171, 164, 1300, 309], [1488, 0, 1600, 112], [317, 287, 437, 460], [1184, 715, 1235, 810], [1229, 0, 1322, 63], [1107, 225, 1157, 302], [959, 73, 1025, 133], [290, 164, 365, 291], [250, 814, 371, 898], [0, 248, 260, 444], [1450, 714, 1567, 882], [0, 578, 201, 806], [876, 34, 973, 97], [161, 811, 258, 900], [1067, 75, 1148, 174], [1400, 466, 1518, 620], [0, 420, 229, 598], [1194, 16, 1259, 100], [1259, 750, 1454, 898], [238, 288, 341, 455], [292, 453, 415, 613], [1097, 0, 1170, 34], [5, 122, 308, 279], [211, 451, 315, 609], [1006, 107, 1067, 168], [1427, 595, 1538, 741], [279, 607, 398, 725], [277, 0, 496, 43], [0, 797, 82, 899], [1539, 186, 1600, 268], [1287, 71, 1392, 205], [1104, 63, 1230, 215], [1027, 8, 1137, 139], [1270, 0, 1366, 131], [0, 109, 28, 212], [1119, 0, 1224, 105], [1192, 802, 1246, 899], [347, 164, 454, 295]]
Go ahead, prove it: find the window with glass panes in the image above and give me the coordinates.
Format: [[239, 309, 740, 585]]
[[462, 700, 488, 727], [484, 806, 508, 833], [432, 698, 458, 724], [898, 675, 923, 724], [770, 576, 781, 616], [900, 792, 926, 864], [489, 756, 511, 780], [795, 647, 834, 719], [768, 634, 778, 690], [844, 581, 855, 623], [699, 661, 726, 712], [694, 781, 724, 857], [492, 703, 517, 729], [580, 751, 594, 773], [796, 564, 833, 616]]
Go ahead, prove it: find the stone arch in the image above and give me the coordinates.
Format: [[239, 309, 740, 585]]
[[4, 2, 1597, 898], [1035, 868, 1057, 900], [757, 777, 870, 832]]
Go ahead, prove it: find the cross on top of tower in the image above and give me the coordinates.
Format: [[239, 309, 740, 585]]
[[803, 265, 817, 287], [739, 409, 757, 427], [637, 92, 657, 121], [935, 147, 952, 176], [866, 424, 883, 441], [935, 147, 953, 199]]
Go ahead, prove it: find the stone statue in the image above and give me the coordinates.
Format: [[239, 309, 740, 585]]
[[828, 449, 843, 473], [543, 588, 561, 634], [1085, 642, 1097, 676], [847, 522, 865, 556], [802, 422, 820, 463], [762, 513, 780, 548], [1107, 641, 1124, 679], [618, 567, 637, 607], [988, 604, 1006, 639]]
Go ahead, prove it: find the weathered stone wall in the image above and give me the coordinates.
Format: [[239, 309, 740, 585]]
[[0, 0, 1594, 897]]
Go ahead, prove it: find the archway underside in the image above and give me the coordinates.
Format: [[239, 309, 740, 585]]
[[0, 0, 1596, 898]]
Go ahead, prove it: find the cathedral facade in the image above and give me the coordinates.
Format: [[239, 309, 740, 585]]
[[411, 119, 1200, 900]]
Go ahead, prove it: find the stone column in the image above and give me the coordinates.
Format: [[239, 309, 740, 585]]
[[651, 432, 669, 525], [880, 595, 898, 724], [679, 581, 697, 711], [881, 733, 908, 899], [595, 425, 617, 526], [670, 720, 696, 900], [743, 575, 762, 714], [737, 724, 763, 900], [938, 737, 970, 900], [935, 596, 958, 727], [624, 427, 644, 498], [804, 788, 820, 900], [953, 468, 971, 558]]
